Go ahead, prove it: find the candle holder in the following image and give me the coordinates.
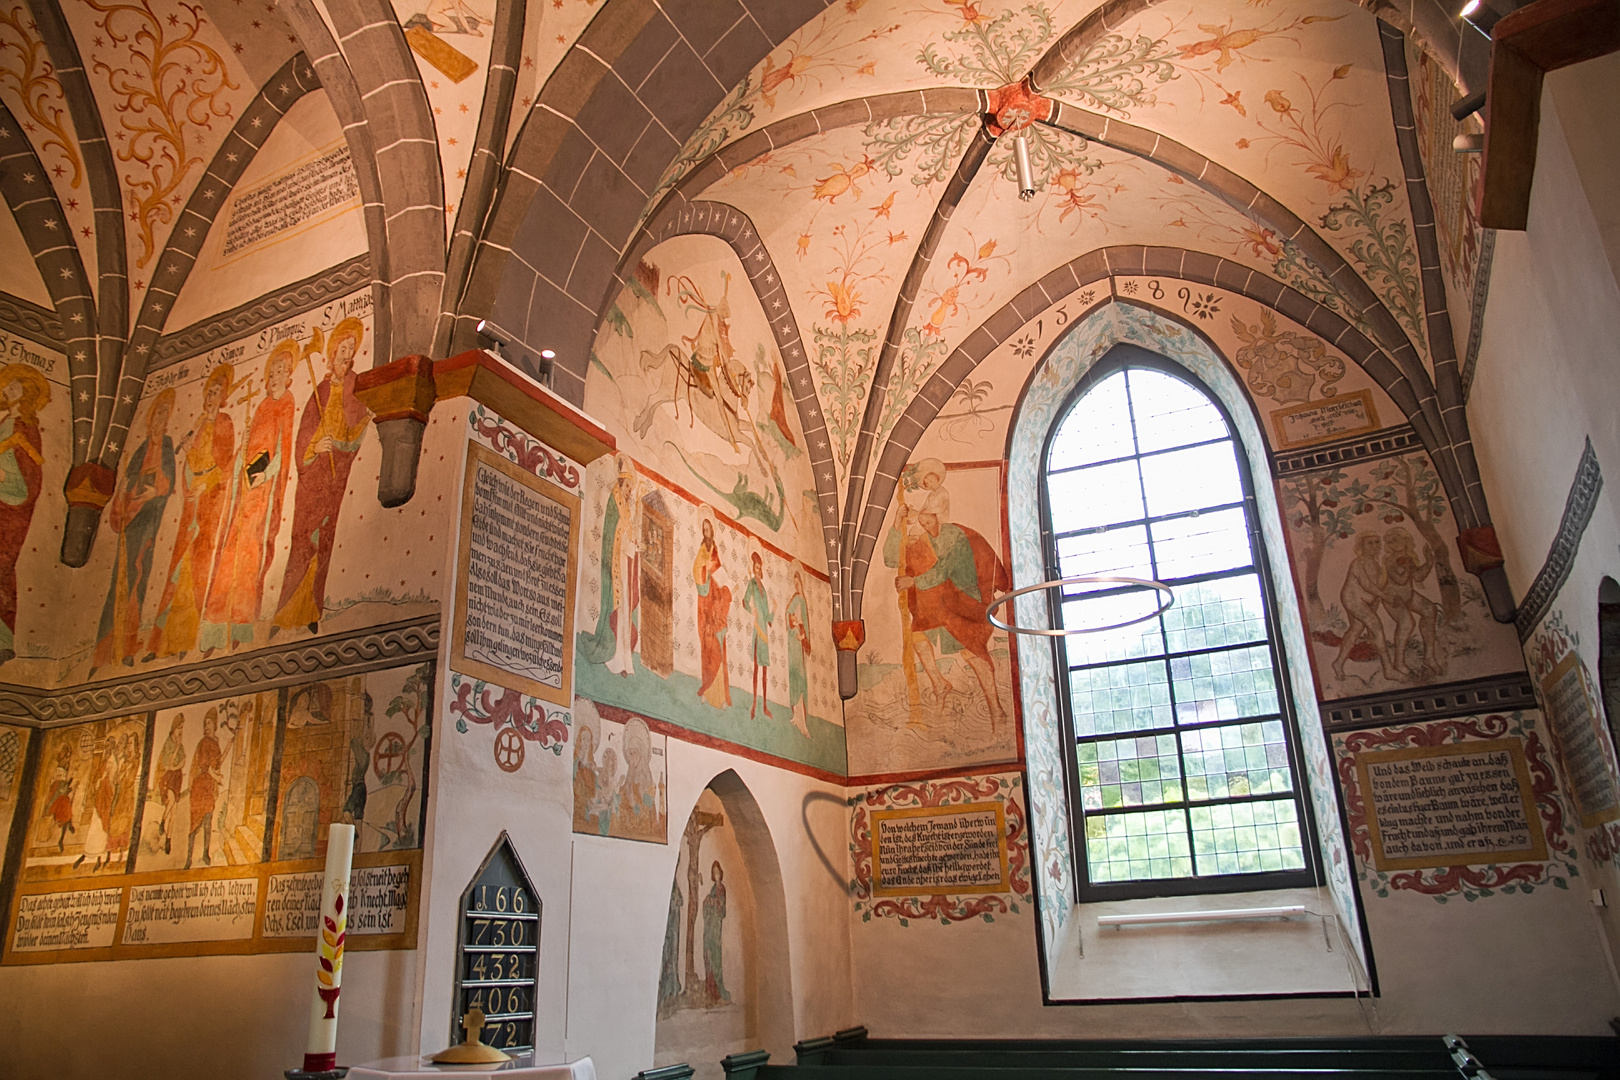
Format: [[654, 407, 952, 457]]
[[289, 823, 356, 1080]]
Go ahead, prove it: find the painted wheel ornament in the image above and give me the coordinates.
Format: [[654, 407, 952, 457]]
[[493, 727, 525, 772]]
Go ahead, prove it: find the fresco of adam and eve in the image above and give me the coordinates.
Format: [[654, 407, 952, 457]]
[[1278, 450, 1524, 697], [0, 309, 389, 678]]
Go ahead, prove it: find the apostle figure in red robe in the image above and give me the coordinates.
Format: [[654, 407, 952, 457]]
[[0, 364, 47, 666], [693, 517, 732, 708], [148, 363, 236, 661], [200, 342, 297, 652], [274, 318, 371, 635]]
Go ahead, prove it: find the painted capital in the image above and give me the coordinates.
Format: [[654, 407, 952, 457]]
[[356, 355, 437, 508], [833, 620, 865, 651], [64, 462, 116, 510], [985, 79, 1053, 137], [1456, 525, 1505, 576], [834, 619, 864, 701], [59, 462, 118, 567], [354, 353, 437, 425]]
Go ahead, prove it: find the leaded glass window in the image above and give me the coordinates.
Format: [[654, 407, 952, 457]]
[[1043, 362, 1316, 899]]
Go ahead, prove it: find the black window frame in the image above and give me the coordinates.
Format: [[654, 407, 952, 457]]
[[1040, 349, 1323, 902]]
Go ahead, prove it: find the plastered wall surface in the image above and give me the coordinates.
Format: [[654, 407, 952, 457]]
[[0, 949, 419, 1080], [1469, 94, 1620, 601]]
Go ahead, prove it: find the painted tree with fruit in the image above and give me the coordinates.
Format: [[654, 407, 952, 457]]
[[1277, 465, 1354, 620], [1279, 452, 1461, 627]]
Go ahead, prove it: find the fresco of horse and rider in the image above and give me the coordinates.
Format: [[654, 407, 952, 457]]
[[587, 234, 824, 571]]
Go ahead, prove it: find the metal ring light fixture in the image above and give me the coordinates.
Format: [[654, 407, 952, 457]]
[[986, 575, 1174, 636]]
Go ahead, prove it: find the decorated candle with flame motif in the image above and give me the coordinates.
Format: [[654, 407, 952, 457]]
[[303, 823, 355, 1072]]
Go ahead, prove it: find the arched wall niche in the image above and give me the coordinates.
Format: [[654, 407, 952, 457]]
[[1002, 300, 1367, 992], [1598, 576, 1620, 758], [654, 769, 794, 1079]]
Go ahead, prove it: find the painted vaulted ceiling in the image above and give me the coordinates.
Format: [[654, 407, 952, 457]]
[[0, 0, 1491, 627]]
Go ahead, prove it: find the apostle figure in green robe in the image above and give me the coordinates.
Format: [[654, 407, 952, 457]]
[[578, 456, 639, 674], [742, 552, 772, 720], [785, 573, 810, 736]]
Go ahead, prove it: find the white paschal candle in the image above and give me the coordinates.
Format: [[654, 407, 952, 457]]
[[304, 823, 356, 1073]]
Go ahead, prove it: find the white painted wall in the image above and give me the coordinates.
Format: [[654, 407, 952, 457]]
[[0, 949, 419, 1080]]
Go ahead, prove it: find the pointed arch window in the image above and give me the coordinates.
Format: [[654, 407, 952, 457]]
[[1043, 360, 1317, 900]]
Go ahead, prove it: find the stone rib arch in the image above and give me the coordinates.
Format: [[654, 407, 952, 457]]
[[630, 202, 842, 589], [276, 0, 391, 340], [319, 0, 445, 361], [0, 98, 95, 458], [844, 245, 1497, 620], [453, 0, 836, 397], [1027, 0, 1464, 101], [838, 122, 995, 616], [1377, 22, 1484, 535], [97, 54, 321, 467], [26, 0, 127, 462], [603, 88, 983, 360], [432, 0, 524, 358]]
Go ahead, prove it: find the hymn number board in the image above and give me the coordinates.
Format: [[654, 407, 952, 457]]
[[454, 837, 540, 1054]]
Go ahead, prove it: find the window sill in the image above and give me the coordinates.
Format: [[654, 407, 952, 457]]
[[1046, 886, 1361, 1003]]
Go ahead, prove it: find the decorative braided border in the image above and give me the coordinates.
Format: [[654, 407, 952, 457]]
[[149, 254, 372, 369], [0, 614, 438, 723], [1516, 438, 1602, 642]]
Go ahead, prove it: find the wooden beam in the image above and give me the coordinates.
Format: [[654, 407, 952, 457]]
[[1477, 0, 1620, 229]]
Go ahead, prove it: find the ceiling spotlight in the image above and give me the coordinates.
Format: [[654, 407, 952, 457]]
[[475, 318, 510, 363], [1014, 134, 1036, 202], [540, 349, 556, 359], [1459, 0, 1501, 31]]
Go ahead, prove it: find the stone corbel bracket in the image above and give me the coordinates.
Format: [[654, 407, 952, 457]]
[[357, 349, 619, 506]]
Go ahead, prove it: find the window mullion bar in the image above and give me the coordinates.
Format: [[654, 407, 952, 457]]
[[1068, 640, 1274, 680], [1084, 792, 1302, 817], [1047, 433, 1233, 479], [1125, 371, 1196, 875], [1050, 500, 1248, 544]]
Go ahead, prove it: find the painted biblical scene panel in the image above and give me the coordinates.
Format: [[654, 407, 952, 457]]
[[33, 293, 448, 685], [571, 697, 668, 844], [0, 724, 30, 870], [3, 660, 432, 963], [655, 787, 752, 1065], [137, 692, 278, 874], [844, 460, 1016, 777], [21, 716, 147, 882], [586, 235, 825, 571], [273, 662, 433, 860], [573, 452, 844, 776], [1276, 450, 1523, 700]]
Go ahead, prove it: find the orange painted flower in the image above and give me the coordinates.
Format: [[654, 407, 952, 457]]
[[1243, 225, 1282, 258], [825, 279, 862, 323], [1306, 146, 1362, 191], [1264, 89, 1292, 115]]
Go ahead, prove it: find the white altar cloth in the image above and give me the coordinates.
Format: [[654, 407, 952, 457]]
[[347, 1055, 596, 1079]]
